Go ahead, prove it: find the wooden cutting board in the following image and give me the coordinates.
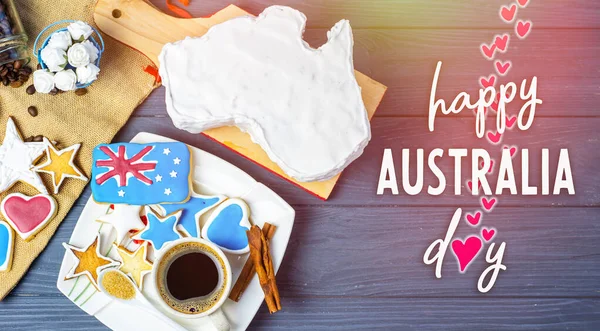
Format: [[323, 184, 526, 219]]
[[94, 0, 387, 200]]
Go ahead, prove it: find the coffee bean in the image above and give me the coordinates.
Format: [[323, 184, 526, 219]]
[[27, 106, 38, 117], [49, 87, 58, 95], [10, 80, 23, 88], [36, 63, 41, 70], [26, 84, 35, 95], [0, 68, 7, 77], [18, 74, 28, 83], [22, 66, 32, 74], [75, 88, 87, 96], [2, 78, 8, 86], [33, 135, 44, 142], [13, 60, 22, 70], [24, 136, 33, 142]]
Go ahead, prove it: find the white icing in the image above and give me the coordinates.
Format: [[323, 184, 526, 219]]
[[159, 6, 371, 182]]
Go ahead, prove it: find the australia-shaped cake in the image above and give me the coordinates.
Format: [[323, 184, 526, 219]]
[[159, 6, 371, 182]]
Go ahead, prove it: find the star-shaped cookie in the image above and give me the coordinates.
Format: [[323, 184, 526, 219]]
[[0, 117, 48, 194], [96, 204, 146, 245], [133, 207, 182, 253], [115, 242, 153, 290], [63, 235, 120, 290], [34, 138, 88, 194], [155, 192, 226, 238]]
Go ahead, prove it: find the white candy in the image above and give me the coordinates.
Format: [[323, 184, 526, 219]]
[[159, 6, 370, 182]]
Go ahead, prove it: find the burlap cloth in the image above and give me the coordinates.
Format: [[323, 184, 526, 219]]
[[0, 0, 156, 299]]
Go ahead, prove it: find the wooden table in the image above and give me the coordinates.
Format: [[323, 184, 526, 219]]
[[1, 0, 599, 329]]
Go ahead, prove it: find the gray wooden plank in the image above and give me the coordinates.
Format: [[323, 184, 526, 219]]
[[1, 296, 598, 330], [10, 206, 600, 297], [146, 0, 600, 29], [105, 116, 600, 206], [133, 29, 599, 117]]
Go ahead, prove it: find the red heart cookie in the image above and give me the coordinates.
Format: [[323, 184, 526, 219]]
[[1, 193, 57, 240], [452, 236, 483, 272]]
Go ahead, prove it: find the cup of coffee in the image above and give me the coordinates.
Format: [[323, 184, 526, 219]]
[[153, 238, 231, 329]]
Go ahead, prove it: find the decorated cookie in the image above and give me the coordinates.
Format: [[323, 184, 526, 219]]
[[1, 193, 57, 241], [91, 142, 191, 205], [156, 192, 226, 238], [0, 117, 48, 194], [96, 204, 145, 245], [115, 242, 153, 290], [201, 198, 251, 254], [34, 138, 88, 194], [63, 235, 120, 290], [0, 221, 14, 272], [133, 207, 183, 253]]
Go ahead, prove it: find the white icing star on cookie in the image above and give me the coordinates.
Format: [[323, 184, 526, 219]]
[[155, 174, 162, 182], [163, 148, 171, 155], [0, 118, 48, 194], [173, 157, 181, 165], [164, 188, 172, 196], [169, 170, 177, 178], [96, 204, 145, 245]]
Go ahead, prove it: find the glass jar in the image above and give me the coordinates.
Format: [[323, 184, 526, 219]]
[[0, 0, 29, 66]]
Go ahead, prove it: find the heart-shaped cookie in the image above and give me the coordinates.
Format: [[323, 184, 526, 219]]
[[1, 193, 57, 240], [0, 221, 14, 272], [202, 198, 251, 254]]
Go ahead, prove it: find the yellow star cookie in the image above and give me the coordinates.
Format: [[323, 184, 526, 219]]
[[34, 138, 88, 194], [115, 242, 153, 290], [63, 235, 119, 290]]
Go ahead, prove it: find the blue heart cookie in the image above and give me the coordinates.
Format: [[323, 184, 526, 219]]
[[202, 198, 251, 254], [0, 221, 14, 272]]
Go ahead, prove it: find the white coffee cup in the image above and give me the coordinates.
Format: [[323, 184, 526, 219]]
[[152, 238, 231, 331]]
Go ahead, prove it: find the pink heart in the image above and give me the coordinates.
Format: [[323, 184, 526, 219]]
[[452, 236, 483, 272], [504, 145, 517, 157], [482, 228, 496, 242], [495, 60, 511, 76], [516, 20, 532, 39], [500, 4, 517, 23], [487, 131, 502, 144], [481, 197, 497, 211], [467, 180, 482, 193], [466, 212, 482, 226], [517, 0, 529, 8], [506, 116, 517, 128], [494, 34, 510, 52], [481, 160, 494, 173], [481, 43, 497, 60], [480, 75, 496, 89], [1, 194, 55, 240]]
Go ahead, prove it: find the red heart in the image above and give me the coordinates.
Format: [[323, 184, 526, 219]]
[[516, 20, 532, 39], [494, 34, 510, 52], [506, 116, 517, 128], [495, 60, 511, 76], [504, 145, 517, 157], [481, 43, 497, 60], [517, 0, 529, 8], [481, 160, 494, 173], [500, 4, 517, 22], [482, 228, 496, 242], [487, 131, 502, 144], [1, 194, 56, 240], [479, 75, 496, 89], [452, 236, 483, 272], [466, 212, 482, 226], [481, 197, 497, 211], [467, 180, 482, 193]]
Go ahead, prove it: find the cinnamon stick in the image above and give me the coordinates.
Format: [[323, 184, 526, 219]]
[[229, 223, 276, 302], [246, 225, 281, 313]]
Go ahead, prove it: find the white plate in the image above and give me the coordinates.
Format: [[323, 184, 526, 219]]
[[57, 132, 295, 331]]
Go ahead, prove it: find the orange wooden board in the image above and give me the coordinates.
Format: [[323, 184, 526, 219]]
[[94, 0, 386, 199]]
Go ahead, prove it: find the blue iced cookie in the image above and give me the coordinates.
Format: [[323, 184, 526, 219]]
[[0, 221, 14, 272], [202, 198, 251, 254], [91, 142, 191, 205], [156, 192, 226, 238], [134, 207, 183, 253]]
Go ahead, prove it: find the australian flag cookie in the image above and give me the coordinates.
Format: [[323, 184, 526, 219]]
[[91, 142, 192, 205]]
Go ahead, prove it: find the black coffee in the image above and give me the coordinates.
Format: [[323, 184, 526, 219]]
[[166, 252, 219, 300], [156, 242, 228, 314]]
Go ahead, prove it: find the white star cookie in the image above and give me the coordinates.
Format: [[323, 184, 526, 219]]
[[0, 118, 48, 194], [96, 204, 145, 245]]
